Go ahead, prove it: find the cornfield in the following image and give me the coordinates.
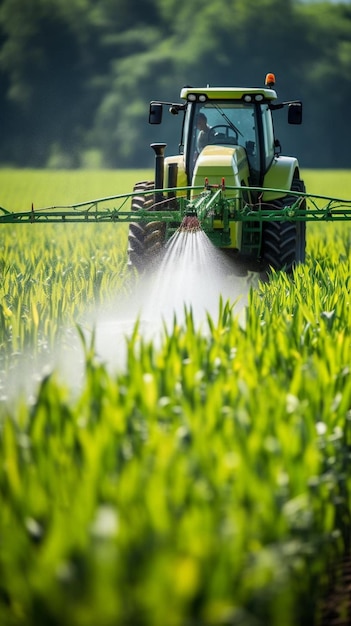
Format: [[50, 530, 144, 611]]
[[0, 169, 350, 626]]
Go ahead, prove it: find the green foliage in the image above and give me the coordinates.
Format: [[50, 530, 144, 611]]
[[0, 0, 351, 167], [0, 222, 129, 368], [0, 169, 350, 624]]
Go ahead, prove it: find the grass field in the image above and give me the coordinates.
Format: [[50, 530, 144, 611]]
[[0, 169, 350, 626], [0, 168, 351, 210], [0, 168, 153, 210]]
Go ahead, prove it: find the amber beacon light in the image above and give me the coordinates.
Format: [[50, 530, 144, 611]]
[[265, 73, 276, 87]]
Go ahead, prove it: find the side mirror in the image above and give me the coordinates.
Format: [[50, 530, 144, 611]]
[[149, 103, 163, 125], [288, 102, 302, 125]]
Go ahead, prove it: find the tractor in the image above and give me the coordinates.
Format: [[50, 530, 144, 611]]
[[128, 73, 306, 274], [1, 73, 351, 257]]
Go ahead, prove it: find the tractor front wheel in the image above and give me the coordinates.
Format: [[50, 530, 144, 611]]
[[261, 178, 306, 273], [127, 181, 166, 273]]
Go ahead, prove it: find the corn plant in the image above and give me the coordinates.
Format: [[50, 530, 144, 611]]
[[0, 169, 350, 626]]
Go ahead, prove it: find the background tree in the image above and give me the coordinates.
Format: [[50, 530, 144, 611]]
[[0, 0, 350, 168]]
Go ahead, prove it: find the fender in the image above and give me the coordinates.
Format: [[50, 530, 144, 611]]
[[262, 156, 300, 201]]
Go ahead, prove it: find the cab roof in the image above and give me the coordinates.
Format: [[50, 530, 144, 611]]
[[180, 86, 277, 102]]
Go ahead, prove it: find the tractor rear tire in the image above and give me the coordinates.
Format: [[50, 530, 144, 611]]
[[128, 181, 166, 273], [261, 178, 306, 273]]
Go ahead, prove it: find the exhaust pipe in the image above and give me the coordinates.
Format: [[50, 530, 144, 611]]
[[150, 143, 166, 207]]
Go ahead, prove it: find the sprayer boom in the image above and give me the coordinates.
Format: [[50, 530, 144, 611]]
[[0, 206, 182, 224], [2, 185, 351, 225]]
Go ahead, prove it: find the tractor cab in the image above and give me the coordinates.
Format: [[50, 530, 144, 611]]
[[149, 74, 302, 191]]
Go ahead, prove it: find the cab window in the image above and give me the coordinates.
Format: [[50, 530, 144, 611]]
[[189, 102, 260, 179]]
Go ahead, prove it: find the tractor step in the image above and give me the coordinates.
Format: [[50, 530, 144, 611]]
[[240, 221, 261, 256]]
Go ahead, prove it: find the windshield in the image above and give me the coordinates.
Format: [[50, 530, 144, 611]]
[[188, 101, 260, 182]]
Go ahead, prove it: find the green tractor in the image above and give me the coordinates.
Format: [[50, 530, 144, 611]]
[[128, 73, 306, 274], [2, 73, 350, 257]]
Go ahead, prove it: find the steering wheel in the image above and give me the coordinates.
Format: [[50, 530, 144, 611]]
[[208, 124, 238, 145]]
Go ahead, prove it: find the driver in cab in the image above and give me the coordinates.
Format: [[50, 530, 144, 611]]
[[196, 113, 211, 152]]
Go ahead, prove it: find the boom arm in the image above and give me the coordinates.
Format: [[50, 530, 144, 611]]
[[1, 185, 351, 224]]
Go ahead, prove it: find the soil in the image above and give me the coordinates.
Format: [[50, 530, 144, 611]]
[[320, 556, 351, 625]]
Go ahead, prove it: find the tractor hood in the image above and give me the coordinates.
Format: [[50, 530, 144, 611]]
[[192, 145, 250, 192]]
